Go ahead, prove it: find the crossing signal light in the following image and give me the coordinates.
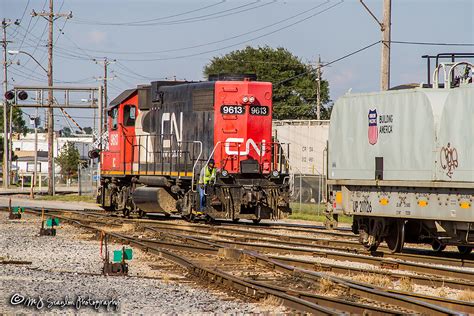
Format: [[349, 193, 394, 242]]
[[4, 90, 28, 101], [18, 90, 28, 100], [4, 90, 14, 100]]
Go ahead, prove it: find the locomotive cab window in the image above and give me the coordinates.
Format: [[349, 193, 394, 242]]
[[123, 105, 136, 126], [110, 107, 118, 130]]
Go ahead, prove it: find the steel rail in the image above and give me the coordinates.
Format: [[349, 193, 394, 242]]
[[14, 211, 342, 314], [141, 228, 468, 314], [19, 209, 460, 315], [269, 254, 474, 291], [139, 221, 474, 269], [141, 229, 474, 313], [180, 235, 474, 282], [19, 207, 474, 270]]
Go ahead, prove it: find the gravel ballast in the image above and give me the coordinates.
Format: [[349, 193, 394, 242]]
[[0, 213, 281, 314]]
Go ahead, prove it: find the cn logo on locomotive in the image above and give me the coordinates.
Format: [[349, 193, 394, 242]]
[[161, 112, 183, 148], [224, 138, 266, 156]]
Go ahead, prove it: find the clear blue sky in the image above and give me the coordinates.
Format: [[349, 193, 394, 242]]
[[2, 0, 473, 130]]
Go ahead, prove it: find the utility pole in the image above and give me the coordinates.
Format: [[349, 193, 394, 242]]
[[359, 0, 391, 91], [2, 19, 19, 189], [316, 55, 322, 120], [32, 0, 72, 195], [30, 109, 39, 199], [93, 57, 115, 132], [381, 0, 391, 91]]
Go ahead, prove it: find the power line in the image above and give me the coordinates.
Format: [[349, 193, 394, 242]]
[[145, 1, 275, 26], [71, 1, 266, 27], [276, 40, 381, 86], [390, 40, 474, 47], [57, 1, 330, 56], [117, 0, 344, 62]]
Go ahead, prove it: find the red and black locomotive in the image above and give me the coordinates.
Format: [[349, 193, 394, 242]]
[[96, 75, 291, 222]]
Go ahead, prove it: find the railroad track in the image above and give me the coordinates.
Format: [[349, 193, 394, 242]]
[[142, 227, 474, 313], [13, 209, 472, 314]]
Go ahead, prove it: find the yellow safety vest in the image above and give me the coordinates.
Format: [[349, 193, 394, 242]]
[[199, 166, 216, 185]]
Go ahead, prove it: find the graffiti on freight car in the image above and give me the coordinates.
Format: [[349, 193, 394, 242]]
[[440, 142, 458, 178]]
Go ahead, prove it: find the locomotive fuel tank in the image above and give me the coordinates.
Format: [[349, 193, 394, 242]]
[[132, 186, 177, 215]]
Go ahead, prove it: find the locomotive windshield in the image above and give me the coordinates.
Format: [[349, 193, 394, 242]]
[[123, 105, 136, 126], [110, 107, 118, 130]]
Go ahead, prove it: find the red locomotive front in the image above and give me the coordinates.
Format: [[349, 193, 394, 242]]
[[97, 77, 291, 222]]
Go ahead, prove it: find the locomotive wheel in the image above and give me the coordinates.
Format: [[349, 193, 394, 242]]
[[122, 208, 131, 218], [252, 218, 261, 224], [457, 246, 473, 255], [366, 242, 380, 252], [232, 218, 240, 223], [385, 220, 405, 253], [137, 210, 145, 218], [431, 240, 446, 252], [205, 215, 215, 224], [183, 214, 195, 222]]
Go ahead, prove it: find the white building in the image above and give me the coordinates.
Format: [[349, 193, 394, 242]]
[[11, 133, 94, 183]]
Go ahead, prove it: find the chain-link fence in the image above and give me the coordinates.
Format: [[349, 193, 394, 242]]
[[274, 120, 329, 218], [78, 163, 98, 196], [289, 173, 326, 215]]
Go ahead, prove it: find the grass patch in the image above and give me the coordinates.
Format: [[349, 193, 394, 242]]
[[458, 290, 474, 302], [288, 203, 352, 223], [37, 194, 96, 203]]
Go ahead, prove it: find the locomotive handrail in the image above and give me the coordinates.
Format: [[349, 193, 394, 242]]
[[433, 61, 474, 88], [191, 141, 203, 192]]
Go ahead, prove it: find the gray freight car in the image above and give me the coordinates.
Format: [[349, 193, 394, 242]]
[[326, 60, 474, 253], [273, 120, 329, 203]]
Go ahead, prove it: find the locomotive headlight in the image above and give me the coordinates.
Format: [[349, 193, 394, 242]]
[[271, 170, 279, 178], [242, 96, 249, 103], [221, 169, 229, 177], [249, 96, 255, 103]]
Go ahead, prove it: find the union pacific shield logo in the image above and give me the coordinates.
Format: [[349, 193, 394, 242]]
[[368, 109, 378, 145]]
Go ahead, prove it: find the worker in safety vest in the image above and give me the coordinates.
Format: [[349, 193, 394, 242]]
[[198, 159, 217, 212]]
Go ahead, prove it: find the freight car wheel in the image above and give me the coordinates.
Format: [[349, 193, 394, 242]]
[[431, 240, 446, 252], [385, 220, 405, 253], [457, 246, 473, 255], [122, 209, 131, 218]]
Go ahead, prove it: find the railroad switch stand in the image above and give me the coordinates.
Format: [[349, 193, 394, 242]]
[[101, 234, 133, 276], [8, 206, 23, 220], [40, 217, 59, 236], [39, 208, 59, 236]]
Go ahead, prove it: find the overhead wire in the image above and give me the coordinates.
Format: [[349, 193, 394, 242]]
[[72, 1, 226, 25], [70, 0, 265, 27], [7, 0, 31, 38], [276, 40, 381, 86], [57, 0, 330, 56], [116, 0, 344, 62], [390, 40, 474, 46], [136, 1, 275, 26]]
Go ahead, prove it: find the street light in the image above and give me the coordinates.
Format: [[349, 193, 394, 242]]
[[8, 50, 44, 198], [8, 50, 48, 74]]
